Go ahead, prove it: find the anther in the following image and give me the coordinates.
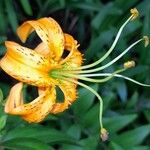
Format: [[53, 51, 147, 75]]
[[124, 61, 135, 69], [130, 8, 139, 20], [100, 128, 109, 142], [143, 36, 149, 47]]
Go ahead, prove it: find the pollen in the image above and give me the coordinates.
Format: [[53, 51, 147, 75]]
[[130, 8, 139, 20], [124, 60, 135, 69], [100, 128, 109, 142], [143, 36, 149, 47]]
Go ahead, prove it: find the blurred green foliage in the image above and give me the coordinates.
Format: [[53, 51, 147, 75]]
[[0, 0, 150, 149]]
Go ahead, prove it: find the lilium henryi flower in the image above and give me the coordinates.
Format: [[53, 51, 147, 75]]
[[0, 8, 150, 141]]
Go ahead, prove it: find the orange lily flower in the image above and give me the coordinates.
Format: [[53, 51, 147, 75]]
[[0, 8, 149, 141], [1, 17, 83, 123]]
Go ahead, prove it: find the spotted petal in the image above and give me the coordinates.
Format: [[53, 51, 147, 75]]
[[60, 33, 78, 64], [17, 17, 64, 60], [0, 41, 57, 87], [50, 80, 77, 114], [68, 49, 83, 68], [5, 82, 56, 123]]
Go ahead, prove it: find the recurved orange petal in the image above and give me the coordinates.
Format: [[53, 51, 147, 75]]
[[22, 86, 56, 123], [64, 49, 83, 69], [50, 80, 77, 114], [5, 82, 24, 114], [17, 17, 64, 60], [4, 41, 52, 70], [5, 82, 56, 123], [0, 41, 57, 87], [34, 42, 50, 56], [60, 33, 78, 64]]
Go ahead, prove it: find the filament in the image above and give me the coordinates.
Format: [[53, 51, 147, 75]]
[[80, 73, 150, 87], [60, 68, 126, 83], [75, 15, 133, 70], [70, 38, 143, 74], [60, 77, 105, 130]]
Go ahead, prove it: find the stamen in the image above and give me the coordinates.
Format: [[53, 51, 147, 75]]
[[60, 68, 126, 83], [60, 77, 108, 141], [123, 60, 135, 69], [64, 8, 139, 71], [143, 36, 149, 47], [100, 128, 109, 142], [80, 73, 150, 87], [70, 38, 143, 74], [130, 8, 139, 20]]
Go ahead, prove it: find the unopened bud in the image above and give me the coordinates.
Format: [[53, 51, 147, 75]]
[[100, 128, 109, 142], [124, 61, 135, 69], [143, 36, 149, 47], [130, 8, 139, 20]]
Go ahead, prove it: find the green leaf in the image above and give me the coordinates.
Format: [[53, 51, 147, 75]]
[[2, 126, 77, 145], [0, 115, 7, 131], [110, 142, 124, 150], [67, 124, 81, 140], [79, 136, 98, 150], [20, 0, 33, 15], [92, 3, 121, 30], [144, 110, 150, 123], [126, 92, 138, 109], [61, 145, 81, 150], [0, 36, 7, 44], [3, 138, 54, 150], [0, 82, 10, 98], [116, 82, 127, 102], [85, 27, 116, 62], [132, 146, 150, 150], [104, 114, 137, 133], [124, 65, 149, 77], [0, 88, 3, 103], [0, 2, 6, 34], [81, 104, 99, 130], [61, 136, 99, 150], [59, 0, 65, 8], [69, 2, 102, 12], [113, 125, 150, 148], [115, 0, 139, 11], [5, 0, 18, 33], [0, 45, 6, 56]]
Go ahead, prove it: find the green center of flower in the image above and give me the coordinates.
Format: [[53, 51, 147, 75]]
[[49, 63, 76, 79], [49, 69, 61, 79]]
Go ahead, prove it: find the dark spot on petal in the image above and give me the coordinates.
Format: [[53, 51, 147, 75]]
[[38, 26, 43, 30], [46, 33, 49, 38], [30, 53, 34, 56]]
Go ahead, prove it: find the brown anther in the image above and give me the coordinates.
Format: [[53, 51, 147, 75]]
[[143, 36, 149, 47], [130, 8, 139, 20], [124, 61, 135, 69], [100, 128, 109, 142]]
